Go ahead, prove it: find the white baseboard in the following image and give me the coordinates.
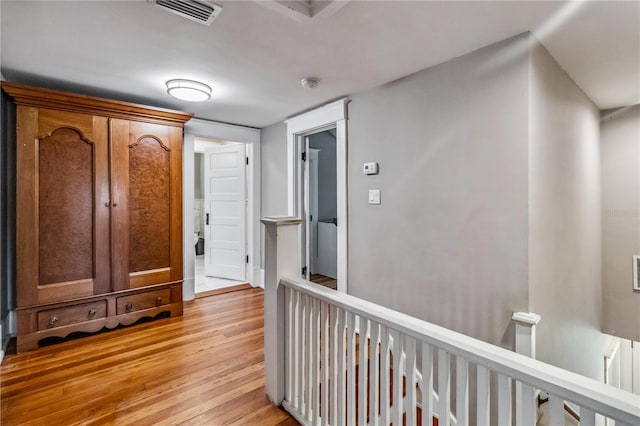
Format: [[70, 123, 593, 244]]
[[183, 277, 196, 301], [251, 267, 262, 288], [7, 310, 16, 336], [0, 323, 4, 364], [259, 269, 265, 289]]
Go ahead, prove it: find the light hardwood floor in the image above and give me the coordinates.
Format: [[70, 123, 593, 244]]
[[0, 288, 298, 426], [309, 274, 337, 290]]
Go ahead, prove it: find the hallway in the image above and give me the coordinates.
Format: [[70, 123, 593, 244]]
[[0, 289, 297, 426]]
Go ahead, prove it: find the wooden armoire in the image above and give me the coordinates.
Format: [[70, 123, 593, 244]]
[[1, 82, 193, 352]]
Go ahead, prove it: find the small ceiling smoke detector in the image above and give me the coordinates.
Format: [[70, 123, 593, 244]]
[[301, 78, 319, 89], [166, 79, 212, 102]]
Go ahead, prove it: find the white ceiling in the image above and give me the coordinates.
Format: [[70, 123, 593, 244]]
[[1, 1, 638, 128]]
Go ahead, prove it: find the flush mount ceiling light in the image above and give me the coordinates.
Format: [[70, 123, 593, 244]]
[[166, 79, 212, 102]]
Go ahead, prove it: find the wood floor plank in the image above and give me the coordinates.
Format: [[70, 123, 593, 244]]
[[1, 288, 298, 426]]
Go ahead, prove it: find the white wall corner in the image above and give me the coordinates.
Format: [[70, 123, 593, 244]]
[[259, 268, 265, 289]]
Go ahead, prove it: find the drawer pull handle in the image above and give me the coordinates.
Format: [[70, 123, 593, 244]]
[[88, 309, 97, 318], [48, 316, 58, 327], [125, 303, 134, 312], [156, 297, 163, 306]]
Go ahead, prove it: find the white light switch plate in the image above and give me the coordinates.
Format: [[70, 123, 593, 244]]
[[369, 189, 380, 205]]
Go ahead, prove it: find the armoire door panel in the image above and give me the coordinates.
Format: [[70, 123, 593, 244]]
[[110, 120, 183, 289], [16, 108, 110, 306], [128, 134, 171, 273], [38, 126, 93, 285]]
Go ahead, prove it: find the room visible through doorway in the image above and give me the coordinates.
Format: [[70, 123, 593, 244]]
[[303, 129, 338, 291], [193, 139, 249, 296]]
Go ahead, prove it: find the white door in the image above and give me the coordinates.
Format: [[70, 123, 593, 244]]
[[307, 148, 319, 274], [204, 144, 246, 281]]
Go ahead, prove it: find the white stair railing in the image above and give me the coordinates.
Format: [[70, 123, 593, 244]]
[[280, 277, 640, 426], [261, 217, 640, 426]]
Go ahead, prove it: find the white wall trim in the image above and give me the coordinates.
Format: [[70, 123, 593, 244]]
[[284, 98, 348, 135], [285, 98, 349, 293], [183, 118, 261, 300], [7, 310, 16, 336], [0, 323, 4, 364]]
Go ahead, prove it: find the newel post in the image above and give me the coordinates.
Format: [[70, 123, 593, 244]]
[[261, 217, 301, 405], [512, 312, 541, 426], [512, 312, 541, 358]]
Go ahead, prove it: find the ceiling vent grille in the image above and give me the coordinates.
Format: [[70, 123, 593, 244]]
[[155, 0, 222, 26]]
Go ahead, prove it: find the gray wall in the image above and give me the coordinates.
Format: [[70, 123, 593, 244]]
[[259, 32, 620, 381], [261, 121, 288, 218], [347, 34, 531, 347], [309, 131, 337, 221], [601, 105, 640, 342], [528, 40, 607, 381]]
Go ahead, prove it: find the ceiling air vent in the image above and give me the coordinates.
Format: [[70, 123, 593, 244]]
[[155, 0, 222, 26]]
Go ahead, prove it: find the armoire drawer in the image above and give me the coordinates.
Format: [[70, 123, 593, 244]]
[[37, 301, 107, 331], [116, 289, 171, 314]]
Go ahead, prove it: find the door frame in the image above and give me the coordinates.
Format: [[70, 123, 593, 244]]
[[306, 147, 319, 275], [183, 119, 261, 301], [285, 98, 348, 293]]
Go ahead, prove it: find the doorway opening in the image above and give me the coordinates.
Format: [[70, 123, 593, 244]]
[[286, 98, 348, 293], [193, 138, 249, 296], [303, 130, 338, 290]]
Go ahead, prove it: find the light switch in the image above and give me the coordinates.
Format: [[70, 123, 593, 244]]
[[369, 189, 381, 205]]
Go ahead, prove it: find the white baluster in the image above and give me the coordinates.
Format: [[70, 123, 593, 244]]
[[359, 318, 370, 426], [438, 349, 451, 426], [321, 301, 329, 426], [286, 287, 293, 403], [421, 342, 434, 426], [303, 294, 310, 419], [380, 326, 390, 426], [456, 357, 469, 426], [370, 322, 381, 426], [477, 365, 490, 426], [347, 312, 357, 425], [548, 394, 563, 426], [330, 305, 339, 426], [581, 407, 596, 426], [294, 290, 302, 411], [405, 337, 417, 426], [337, 308, 346, 424], [520, 383, 536, 426], [498, 374, 512, 426], [392, 331, 404, 426], [311, 298, 320, 425]]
